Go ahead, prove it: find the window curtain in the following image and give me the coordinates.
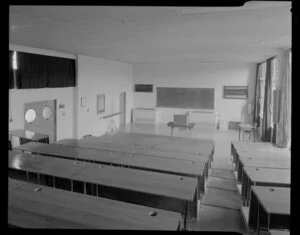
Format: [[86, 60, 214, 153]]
[[17, 52, 76, 89], [9, 50, 14, 89], [261, 58, 272, 141], [276, 50, 291, 148], [252, 63, 260, 126]]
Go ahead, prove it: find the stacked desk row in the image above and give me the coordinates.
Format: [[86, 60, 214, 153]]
[[8, 150, 195, 229], [231, 141, 290, 234], [10, 132, 215, 230]]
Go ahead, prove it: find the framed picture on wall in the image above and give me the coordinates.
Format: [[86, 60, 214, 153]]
[[223, 86, 248, 99], [97, 94, 105, 114]]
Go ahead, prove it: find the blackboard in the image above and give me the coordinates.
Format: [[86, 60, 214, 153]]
[[157, 87, 214, 110]]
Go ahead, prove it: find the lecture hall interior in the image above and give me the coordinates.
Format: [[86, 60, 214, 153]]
[[8, 1, 292, 234]]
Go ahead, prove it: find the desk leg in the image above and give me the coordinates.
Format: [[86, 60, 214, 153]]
[[256, 203, 260, 235], [239, 128, 241, 141], [84, 182, 86, 195], [184, 201, 187, 230], [171, 127, 174, 137]]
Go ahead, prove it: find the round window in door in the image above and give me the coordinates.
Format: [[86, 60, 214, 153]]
[[25, 109, 37, 123], [42, 106, 52, 120]]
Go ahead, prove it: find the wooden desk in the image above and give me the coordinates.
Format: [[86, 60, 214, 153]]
[[247, 186, 290, 233], [8, 151, 197, 229], [236, 157, 290, 182], [167, 122, 196, 138], [8, 180, 181, 230], [9, 129, 49, 144], [238, 123, 255, 142], [112, 153, 206, 197], [9, 150, 89, 191], [72, 164, 197, 221], [55, 138, 212, 178], [231, 141, 289, 164], [241, 167, 290, 206], [14, 142, 125, 165]]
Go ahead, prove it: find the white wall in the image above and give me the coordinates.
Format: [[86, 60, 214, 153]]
[[76, 55, 133, 139], [133, 62, 256, 126], [9, 44, 76, 140]]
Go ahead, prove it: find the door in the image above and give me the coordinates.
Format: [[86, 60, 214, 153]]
[[119, 92, 126, 128], [24, 100, 57, 143]]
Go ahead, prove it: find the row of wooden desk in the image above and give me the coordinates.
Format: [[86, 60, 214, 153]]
[[231, 141, 290, 234], [8, 150, 197, 229], [8, 179, 181, 230], [9, 132, 215, 230]]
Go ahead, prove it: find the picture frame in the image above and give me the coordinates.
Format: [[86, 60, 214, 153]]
[[223, 86, 248, 99], [97, 94, 105, 114]]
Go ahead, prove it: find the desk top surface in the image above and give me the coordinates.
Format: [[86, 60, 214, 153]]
[[243, 167, 290, 184], [8, 178, 27, 191], [138, 149, 211, 163], [14, 142, 125, 163], [9, 150, 89, 178], [8, 180, 181, 230], [252, 186, 290, 215], [9, 129, 49, 141], [73, 164, 197, 202], [113, 153, 206, 177], [269, 230, 290, 235], [167, 122, 196, 128], [240, 158, 290, 169]]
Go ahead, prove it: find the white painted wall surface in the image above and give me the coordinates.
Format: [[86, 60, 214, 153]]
[[133, 62, 256, 126], [76, 55, 133, 139]]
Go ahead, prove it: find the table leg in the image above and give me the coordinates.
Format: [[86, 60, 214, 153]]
[[256, 204, 260, 235], [239, 128, 241, 141]]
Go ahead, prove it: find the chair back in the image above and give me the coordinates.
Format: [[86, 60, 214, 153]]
[[253, 122, 257, 129]]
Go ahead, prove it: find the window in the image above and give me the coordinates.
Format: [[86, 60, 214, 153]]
[[258, 62, 266, 119], [12, 51, 17, 70], [270, 57, 279, 126]]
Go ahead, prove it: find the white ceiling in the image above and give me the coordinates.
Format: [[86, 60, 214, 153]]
[[9, 3, 291, 64]]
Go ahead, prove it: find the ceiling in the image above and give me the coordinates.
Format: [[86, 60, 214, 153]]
[[9, 2, 291, 64]]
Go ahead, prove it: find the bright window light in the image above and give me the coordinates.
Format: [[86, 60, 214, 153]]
[[12, 51, 17, 70]]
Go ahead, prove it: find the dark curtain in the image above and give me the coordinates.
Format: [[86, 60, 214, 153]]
[[9, 51, 14, 89], [252, 64, 260, 126], [17, 52, 76, 89], [261, 58, 272, 141], [46, 56, 76, 87], [17, 52, 48, 89]]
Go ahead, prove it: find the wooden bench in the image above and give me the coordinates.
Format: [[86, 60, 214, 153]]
[[8, 179, 181, 230]]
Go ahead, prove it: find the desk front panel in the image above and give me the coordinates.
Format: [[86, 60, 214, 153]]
[[8, 180, 181, 230]]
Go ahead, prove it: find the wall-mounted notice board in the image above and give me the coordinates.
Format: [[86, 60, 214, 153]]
[[156, 87, 214, 110]]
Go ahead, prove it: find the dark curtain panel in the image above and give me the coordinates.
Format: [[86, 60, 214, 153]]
[[17, 52, 76, 89], [17, 52, 48, 89], [9, 51, 14, 89], [261, 58, 272, 141], [252, 64, 260, 126], [46, 56, 76, 88]]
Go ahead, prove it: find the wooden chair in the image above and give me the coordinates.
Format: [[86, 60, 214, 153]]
[[243, 122, 257, 142]]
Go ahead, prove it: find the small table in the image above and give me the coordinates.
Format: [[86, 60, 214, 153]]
[[9, 129, 50, 145], [167, 122, 196, 139], [238, 124, 255, 142]]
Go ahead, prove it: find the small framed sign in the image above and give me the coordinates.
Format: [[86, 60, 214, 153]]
[[223, 86, 248, 99]]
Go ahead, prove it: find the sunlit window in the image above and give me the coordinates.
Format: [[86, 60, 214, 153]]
[[12, 51, 17, 70]]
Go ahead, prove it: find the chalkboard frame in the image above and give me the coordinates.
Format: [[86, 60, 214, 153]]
[[156, 87, 215, 110]]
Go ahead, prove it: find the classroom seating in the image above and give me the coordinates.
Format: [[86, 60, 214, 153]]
[[8, 150, 198, 228], [240, 167, 290, 206], [242, 186, 290, 234], [242, 122, 257, 142], [8, 179, 182, 230]]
